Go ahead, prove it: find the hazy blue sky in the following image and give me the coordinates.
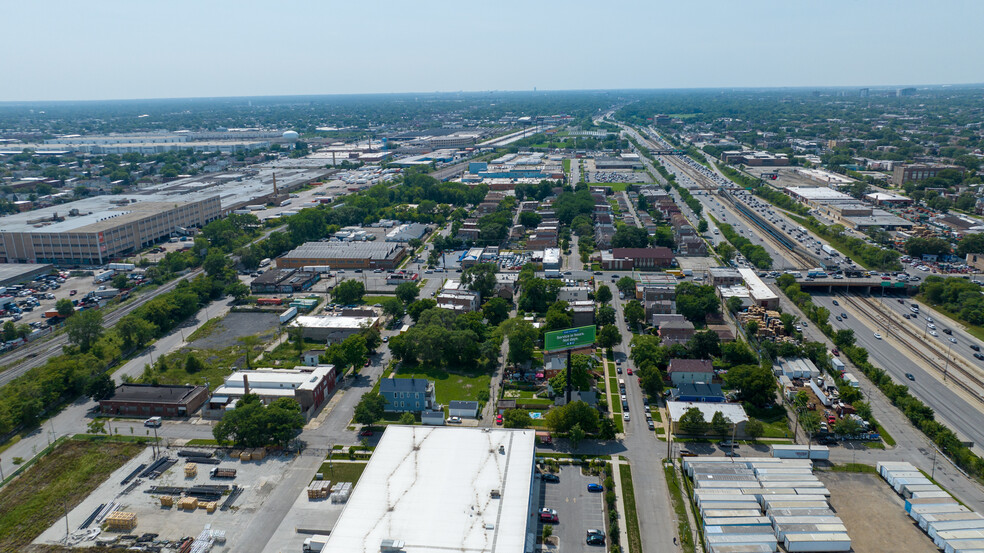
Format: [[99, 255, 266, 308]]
[[4, 0, 983, 101]]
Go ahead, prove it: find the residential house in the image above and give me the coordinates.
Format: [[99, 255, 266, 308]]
[[380, 378, 436, 412], [668, 358, 714, 386]]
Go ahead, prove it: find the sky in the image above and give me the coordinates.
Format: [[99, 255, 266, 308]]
[[3, 0, 984, 102]]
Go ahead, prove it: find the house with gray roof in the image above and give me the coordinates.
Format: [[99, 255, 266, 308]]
[[380, 378, 436, 412]]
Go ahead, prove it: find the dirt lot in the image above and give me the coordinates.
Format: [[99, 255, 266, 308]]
[[190, 312, 280, 350], [819, 470, 937, 553]]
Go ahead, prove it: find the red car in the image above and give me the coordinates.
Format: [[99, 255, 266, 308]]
[[539, 508, 558, 523], [69, 290, 77, 296], [364, 359, 371, 367], [626, 368, 633, 375], [496, 414, 503, 425], [359, 429, 374, 437], [831, 348, 840, 356]]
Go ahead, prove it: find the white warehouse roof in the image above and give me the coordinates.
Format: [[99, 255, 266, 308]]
[[668, 401, 749, 424], [322, 425, 536, 553], [738, 269, 779, 303]]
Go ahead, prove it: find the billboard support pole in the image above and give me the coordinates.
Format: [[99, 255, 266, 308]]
[[565, 348, 572, 404]]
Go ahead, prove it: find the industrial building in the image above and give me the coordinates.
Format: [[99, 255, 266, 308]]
[[384, 223, 430, 242], [600, 247, 675, 270], [208, 365, 337, 415], [249, 268, 320, 294], [277, 241, 407, 270], [320, 426, 537, 553], [0, 197, 222, 265], [290, 314, 381, 342], [738, 269, 780, 310], [99, 383, 209, 417], [0, 263, 55, 286], [708, 267, 743, 287], [892, 163, 965, 186]]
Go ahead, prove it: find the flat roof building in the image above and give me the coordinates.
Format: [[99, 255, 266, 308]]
[[249, 268, 320, 294], [668, 401, 749, 435], [278, 241, 407, 270], [0, 263, 55, 287], [99, 383, 209, 417], [739, 268, 779, 310], [209, 365, 336, 415], [321, 426, 536, 553], [708, 267, 743, 287], [290, 314, 380, 343]]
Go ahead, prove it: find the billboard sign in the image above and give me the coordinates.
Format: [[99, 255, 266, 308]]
[[544, 325, 596, 352]]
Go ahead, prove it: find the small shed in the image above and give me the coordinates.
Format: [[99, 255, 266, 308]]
[[497, 399, 517, 414], [448, 401, 480, 418]]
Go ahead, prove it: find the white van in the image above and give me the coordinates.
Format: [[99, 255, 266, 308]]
[[144, 416, 162, 427]]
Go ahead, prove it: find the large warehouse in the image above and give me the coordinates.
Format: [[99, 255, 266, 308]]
[[321, 425, 537, 553], [277, 241, 407, 270]]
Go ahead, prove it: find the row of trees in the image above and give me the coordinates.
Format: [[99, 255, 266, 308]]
[[716, 221, 773, 269]]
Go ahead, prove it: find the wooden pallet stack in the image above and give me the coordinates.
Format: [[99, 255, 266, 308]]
[[160, 495, 174, 507], [104, 511, 137, 531], [307, 480, 331, 500], [184, 463, 198, 477], [178, 497, 199, 511]]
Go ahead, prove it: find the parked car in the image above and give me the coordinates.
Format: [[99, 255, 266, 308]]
[[586, 530, 606, 545], [542, 473, 560, 483], [447, 416, 462, 424], [587, 483, 604, 492], [495, 414, 503, 425], [539, 508, 558, 523]]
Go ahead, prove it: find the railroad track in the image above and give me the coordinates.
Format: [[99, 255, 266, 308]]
[[0, 269, 203, 386], [840, 294, 984, 405]]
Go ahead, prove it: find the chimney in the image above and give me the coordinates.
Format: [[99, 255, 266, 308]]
[[272, 173, 278, 196], [243, 374, 250, 396]]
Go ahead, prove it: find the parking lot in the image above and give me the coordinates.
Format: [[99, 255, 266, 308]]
[[537, 465, 606, 551]]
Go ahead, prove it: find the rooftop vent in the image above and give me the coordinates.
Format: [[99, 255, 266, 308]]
[[490, 489, 501, 499], [380, 539, 405, 552]]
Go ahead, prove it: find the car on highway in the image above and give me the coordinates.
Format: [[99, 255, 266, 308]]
[[587, 483, 604, 492], [929, 330, 938, 337], [542, 473, 560, 483], [949, 337, 957, 344], [832, 300, 839, 306], [835, 316, 842, 322], [927, 323, 936, 330], [971, 345, 981, 352], [905, 373, 915, 381], [841, 313, 847, 319], [942, 328, 952, 335], [974, 353, 984, 361], [874, 333, 883, 340]]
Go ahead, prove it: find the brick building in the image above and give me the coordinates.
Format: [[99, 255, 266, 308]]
[[99, 384, 209, 417]]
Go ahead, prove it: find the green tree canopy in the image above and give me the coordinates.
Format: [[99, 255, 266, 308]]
[[545, 400, 600, 434], [395, 281, 420, 305], [678, 407, 707, 435], [65, 309, 104, 353], [332, 279, 366, 304], [724, 364, 775, 406], [354, 392, 386, 429]]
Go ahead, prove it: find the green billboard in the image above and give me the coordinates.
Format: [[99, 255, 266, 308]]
[[544, 325, 596, 352]]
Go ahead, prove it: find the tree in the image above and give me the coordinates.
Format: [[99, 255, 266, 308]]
[[482, 297, 511, 326], [85, 373, 116, 401], [519, 211, 542, 229], [354, 392, 386, 429], [598, 417, 617, 440], [544, 302, 572, 331], [853, 401, 873, 422], [697, 219, 709, 233], [549, 354, 593, 393], [399, 412, 416, 425], [380, 297, 405, 319], [544, 401, 600, 434], [794, 390, 810, 412], [833, 416, 862, 437], [265, 397, 305, 448], [724, 364, 776, 406], [55, 298, 75, 317], [616, 276, 637, 295], [800, 411, 821, 440], [184, 353, 206, 373], [623, 300, 645, 328], [717, 242, 736, 264], [833, 329, 856, 349], [595, 284, 613, 304], [225, 281, 250, 302], [332, 279, 366, 304], [395, 281, 420, 305], [212, 394, 267, 447], [612, 225, 650, 248], [462, 263, 498, 300], [507, 320, 538, 365], [596, 305, 616, 326], [407, 299, 437, 322], [111, 273, 130, 290], [503, 408, 531, 428], [686, 330, 720, 359], [637, 362, 665, 396], [237, 335, 262, 369], [65, 309, 104, 353], [675, 282, 721, 327], [956, 233, 984, 256], [744, 418, 765, 441], [568, 423, 586, 450], [746, 320, 760, 336], [597, 325, 622, 348], [726, 296, 744, 314], [710, 411, 732, 436], [678, 407, 707, 435], [116, 315, 157, 350], [203, 251, 233, 280]]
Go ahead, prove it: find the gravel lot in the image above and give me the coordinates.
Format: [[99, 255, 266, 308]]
[[819, 470, 937, 553], [191, 312, 280, 350]]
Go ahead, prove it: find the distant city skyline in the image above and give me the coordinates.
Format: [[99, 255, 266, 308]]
[[4, 0, 983, 102]]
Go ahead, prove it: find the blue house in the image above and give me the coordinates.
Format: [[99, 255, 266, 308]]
[[670, 382, 725, 403], [380, 378, 436, 413]]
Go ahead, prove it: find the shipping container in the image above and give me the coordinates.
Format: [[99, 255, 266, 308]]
[[768, 509, 835, 520], [782, 532, 851, 552], [919, 512, 984, 531], [936, 530, 984, 548], [946, 540, 984, 553], [279, 306, 298, 324], [770, 516, 843, 526], [93, 270, 115, 283], [707, 545, 774, 553], [911, 505, 971, 526], [771, 445, 829, 460], [776, 524, 848, 541], [256, 298, 283, 306], [301, 266, 333, 274], [929, 520, 984, 541], [703, 517, 772, 527], [903, 484, 944, 499], [108, 263, 135, 271], [704, 510, 765, 519]]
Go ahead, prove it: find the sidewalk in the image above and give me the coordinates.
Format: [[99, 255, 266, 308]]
[[610, 456, 631, 553]]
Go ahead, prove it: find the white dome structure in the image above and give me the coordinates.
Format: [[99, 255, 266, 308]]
[[282, 130, 299, 142]]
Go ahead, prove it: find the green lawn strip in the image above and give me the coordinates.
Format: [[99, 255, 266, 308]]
[[875, 423, 897, 446], [614, 417, 624, 433], [316, 461, 367, 484], [186, 438, 221, 446], [744, 403, 791, 439], [563, 159, 571, 173], [72, 434, 159, 444], [535, 452, 610, 460], [360, 295, 396, 305], [0, 434, 21, 455], [395, 366, 491, 405], [186, 317, 223, 342], [664, 462, 695, 553], [649, 407, 662, 422], [0, 439, 141, 551], [913, 293, 984, 343], [587, 182, 629, 192], [829, 463, 877, 474], [620, 465, 642, 553]]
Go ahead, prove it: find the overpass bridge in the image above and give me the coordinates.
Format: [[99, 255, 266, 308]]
[[718, 189, 824, 269], [794, 276, 917, 295]]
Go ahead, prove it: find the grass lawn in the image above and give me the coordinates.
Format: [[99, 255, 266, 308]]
[[563, 159, 571, 173], [0, 439, 141, 551], [745, 403, 791, 439], [361, 295, 396, 306], [186, 317, 223, 342], [262, 338, 324, 367], [316, 461, 367, 485], [664, 463, 695, 553], [139, 344, 242, 386], [587, 182, 630, 192], [876, 423, 896, 446], [186, 438, 221, 446], [830, 463, 877, 474], [396, 366, 491, 404], [620, 465, 642, 553]]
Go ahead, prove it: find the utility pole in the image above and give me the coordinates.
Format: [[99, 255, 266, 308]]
[[64, 501, 70, 542]]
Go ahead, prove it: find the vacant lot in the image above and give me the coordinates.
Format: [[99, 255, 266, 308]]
[[819, 470, 936, 553], [191, 311, 280, 350], [0, 439, 141, 551], [396, 366, 491, 405]]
